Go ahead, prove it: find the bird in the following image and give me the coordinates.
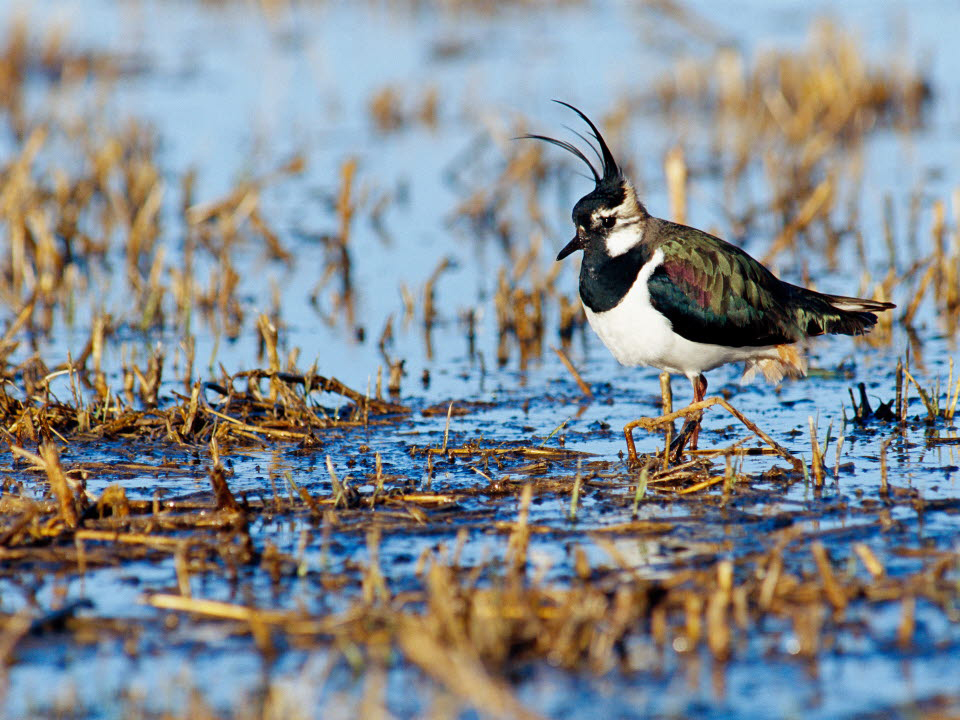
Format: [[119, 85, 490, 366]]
[[525, 101, 895, 456]]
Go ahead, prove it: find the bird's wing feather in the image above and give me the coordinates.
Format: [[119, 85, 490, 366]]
[[646, 224, 803, 347]]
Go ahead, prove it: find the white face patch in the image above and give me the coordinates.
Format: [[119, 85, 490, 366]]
[[603, 220, 643, 257], [590, 182, 645, 258]]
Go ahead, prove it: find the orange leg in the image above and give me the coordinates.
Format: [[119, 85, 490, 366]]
[[687, 374, 707, 450], [623, 373, 713, 466]]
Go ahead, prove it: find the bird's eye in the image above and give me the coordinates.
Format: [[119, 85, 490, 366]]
[[601, 216, 616, 229]]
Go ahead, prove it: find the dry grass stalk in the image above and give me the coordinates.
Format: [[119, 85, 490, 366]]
[[423, 257, 452, 349], [0, 610, 33, 671], [811, 542, 847, 612], [551, 345, 592, 398], [808, 415, 824, 486], [897, 595, 916, 648], [144, 594, 298, 625], [507, 483, 533, 574], [387, 358, 404, 395], [706, 560, 732, 660], [493, 261, 548, 369], [208, 438, 239, 512], [174, 544, 192, 598], [95, 484, 130, 519], [624, 395, 801, 471], [441, 400, 454, 453], [631, 466, 648, 517], [901, 363, 960, 423], [369, 85, 439, 133], [40, 442, 79, 528], [362, 528, 389, 605], [664, 145, 687, 225], [0, 348, 408, 456], [396, 617, 545, 720], [853, 543, 885, 580]]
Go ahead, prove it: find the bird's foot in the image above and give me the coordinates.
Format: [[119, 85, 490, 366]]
[[668, 416, 701, 462], [624, 413, 700, 467]]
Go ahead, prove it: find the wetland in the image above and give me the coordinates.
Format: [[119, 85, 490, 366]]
[[1, 1, 960, 718]]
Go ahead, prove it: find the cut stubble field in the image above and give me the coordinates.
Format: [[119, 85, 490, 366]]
[[1, 4, 960, 718]]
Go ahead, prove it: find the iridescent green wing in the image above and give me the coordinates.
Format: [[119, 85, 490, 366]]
[[646, 224, 805, 347]]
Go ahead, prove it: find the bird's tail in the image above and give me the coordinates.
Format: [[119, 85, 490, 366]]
[[743, 292, 894, 386], [821, 293, 896, 314], [797, 291, 895, 337]]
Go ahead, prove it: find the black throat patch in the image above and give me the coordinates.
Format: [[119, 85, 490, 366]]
[[578, 243, 651, 313]]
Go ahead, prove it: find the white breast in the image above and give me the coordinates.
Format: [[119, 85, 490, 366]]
[[582, 248, 778, 379]]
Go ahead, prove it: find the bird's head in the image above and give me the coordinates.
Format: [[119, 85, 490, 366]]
[[523, 101, 647, 261]]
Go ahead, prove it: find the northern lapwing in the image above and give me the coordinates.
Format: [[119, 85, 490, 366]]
[[525, 101, 895, 456]]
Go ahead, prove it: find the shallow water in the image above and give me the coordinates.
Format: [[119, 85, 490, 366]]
[[3, 0, 960, 718]]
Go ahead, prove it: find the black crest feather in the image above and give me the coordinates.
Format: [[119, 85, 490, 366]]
[[521, 101, 622, 186], [552, 100, 621, 182], [521, 133, 600, 184]]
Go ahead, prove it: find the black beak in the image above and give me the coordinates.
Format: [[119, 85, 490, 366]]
[[556, 232, 585, 261]]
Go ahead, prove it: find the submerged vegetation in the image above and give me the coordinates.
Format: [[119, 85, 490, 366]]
[[1, 5, 959, 719]]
